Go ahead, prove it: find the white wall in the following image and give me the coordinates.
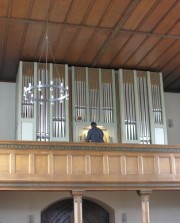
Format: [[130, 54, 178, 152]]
[[0, 191, 180, 223], [0, 83, 16, 140], [164, 92, 180, 145]]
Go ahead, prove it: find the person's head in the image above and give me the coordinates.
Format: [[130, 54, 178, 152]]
[[91, 122, 97, 128]]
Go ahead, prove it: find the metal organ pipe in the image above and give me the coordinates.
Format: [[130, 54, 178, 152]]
[[123, 82, 137, 141], [22, 75, 34, 119], [137, 77, 151, 144]]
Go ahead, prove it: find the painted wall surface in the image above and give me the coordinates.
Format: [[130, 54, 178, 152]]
[[0, 83, 16, 140], [0, 191, 180, 223], [164, 92, 180, 145]]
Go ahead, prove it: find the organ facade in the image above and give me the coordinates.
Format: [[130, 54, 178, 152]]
[[16, 61, 167, 144]]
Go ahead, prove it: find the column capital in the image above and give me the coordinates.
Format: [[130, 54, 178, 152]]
[[137, 190, 152, 202], [137, 190, 152, 196], [71, 190, 86, 197]]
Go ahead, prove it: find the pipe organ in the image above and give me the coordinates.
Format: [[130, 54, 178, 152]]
[[16, 61, 167, 144], [72, 66, 118, 143], [118, 69, 167, 144], [16, 61, 69, 141]]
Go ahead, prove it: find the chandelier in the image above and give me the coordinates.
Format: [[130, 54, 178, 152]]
[[23, 19, 69, 104], [24, 80, 69, 104]]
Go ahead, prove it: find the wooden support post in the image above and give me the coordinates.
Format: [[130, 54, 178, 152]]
[[137, 190, 152, 223], [71, 190, 85, 223]]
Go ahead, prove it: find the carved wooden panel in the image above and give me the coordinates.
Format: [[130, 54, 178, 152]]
[[108, 156, 121, 175], [142, 156, 155, 175], [125, 156, 138, 175], [0, 154, 10, 173], [15, 154, 29, 174], [174, 157, 180, 174], [159, 157, 172, 174], [91, 156, 103, 175], [34, 154, 49, 174], [54, 155, 67, 174], [72, 155, 85, 175]]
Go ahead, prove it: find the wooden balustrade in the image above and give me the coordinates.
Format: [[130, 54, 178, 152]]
[[0, 141, 180, 190]]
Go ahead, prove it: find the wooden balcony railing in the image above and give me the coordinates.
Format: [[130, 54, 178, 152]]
[[0, 141, 180, 191]]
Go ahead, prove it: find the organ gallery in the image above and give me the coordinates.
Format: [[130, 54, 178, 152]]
[[16, 61, 167, 144]]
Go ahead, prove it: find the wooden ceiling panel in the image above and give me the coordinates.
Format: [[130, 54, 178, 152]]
[[63, 28, 94, 64], [168, 21, 180, 36], [65, 0, 92, 24], [77, 30, 110, 65], [21, 23, 44, 59], [122, 0, 159, 30], [53, 26, 78, 62], [30, 0, 51, 20], [168, 73, 180, 90], [49, 0, 72, 23], [83, 0, 111, 26], [151, 40, 180, 71], [99, 0, 131, 28], [154, 1, 180, 34], [0, 20, 8, 74], [0, 0, 179, 92], [111, 33, 147, 67], [10, 0, 31, 18], [2, 22, 25, 81], [161, 54, 180, 78], [137, 38, 176, 68], [138, 0, 176, 32], [125, 36, 161, 68], [164, 67, 180, 91], [97, 32, 131, 67], [0, 0, 9, 16], [36, 23, 62, 62]]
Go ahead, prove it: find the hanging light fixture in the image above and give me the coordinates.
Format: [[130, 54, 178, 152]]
[[23, 17, 69, 104], [23, 80, 69, 103]]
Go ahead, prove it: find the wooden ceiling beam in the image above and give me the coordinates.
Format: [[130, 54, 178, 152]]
[[0, 16, 179, 41]]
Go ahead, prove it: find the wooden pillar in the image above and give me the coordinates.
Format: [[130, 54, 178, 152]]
[[137, 190, 152, 223], [71, 190, 85, 223]]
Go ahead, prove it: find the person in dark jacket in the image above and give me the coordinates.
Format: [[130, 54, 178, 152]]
[[86, 122, 104, 143]]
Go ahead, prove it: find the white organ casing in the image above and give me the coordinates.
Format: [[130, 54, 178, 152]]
[[72, 66, 118, 143], [16, 61, 69, 141], [118, 69, 167, 144], [16, 61, 167, 144]]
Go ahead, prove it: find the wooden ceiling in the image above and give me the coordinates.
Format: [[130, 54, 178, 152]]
[[0, 0, 179, 92]]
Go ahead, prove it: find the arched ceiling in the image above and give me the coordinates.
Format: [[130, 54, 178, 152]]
[[0, 0, 179, 92]]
